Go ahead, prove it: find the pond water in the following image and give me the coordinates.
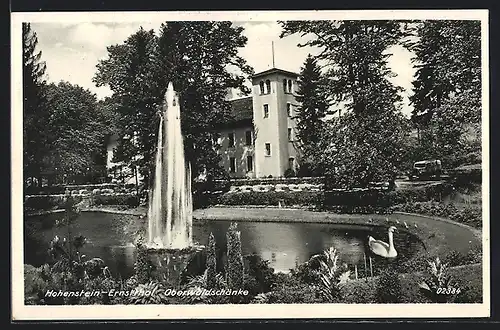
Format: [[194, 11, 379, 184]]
[[24, 211, 424, 279]]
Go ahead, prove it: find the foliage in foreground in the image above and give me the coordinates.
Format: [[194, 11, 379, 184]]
[[419, 257, 458, 303]]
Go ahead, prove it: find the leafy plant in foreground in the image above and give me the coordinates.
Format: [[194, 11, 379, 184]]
[[313, 247, 350, 303], [419, 257, 458, 303]]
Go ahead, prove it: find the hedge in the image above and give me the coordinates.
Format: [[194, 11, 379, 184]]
[[24, 193, 140, 211], [25, 183, 137, 196], [222, 181, 461, 206], [92, 194, 139, 207], [24, 195, 83, 211], [226, 176, 325, 187], [216, 191, 323, 207], [386, 182, 455, 204]]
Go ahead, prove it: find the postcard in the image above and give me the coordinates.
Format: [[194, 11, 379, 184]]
[[11, 9, 490, 320]]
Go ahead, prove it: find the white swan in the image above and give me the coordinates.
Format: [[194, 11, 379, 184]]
[[368, 226, 398, 258]]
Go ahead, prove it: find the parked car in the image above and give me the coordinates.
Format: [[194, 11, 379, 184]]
[[409, 159, 442, 180]]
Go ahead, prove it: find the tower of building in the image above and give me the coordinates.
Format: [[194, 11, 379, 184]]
[[251, 68, 300, 178]]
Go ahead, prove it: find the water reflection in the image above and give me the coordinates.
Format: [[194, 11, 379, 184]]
[[25, 213, 422, 278]]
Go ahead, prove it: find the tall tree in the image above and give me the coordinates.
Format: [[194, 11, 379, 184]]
[[93, 22, 253, 188], [23, 23, 47, 187], [280, 20, 410, 187], [404, 20, 481, 167], [294, 54, 330, 174], [43, 82, 105, 182], [405, 20, 481, 125]]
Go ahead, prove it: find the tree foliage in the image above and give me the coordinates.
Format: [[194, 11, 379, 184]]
[[294, 54, 330, 173], [93, 22, 254, 188], [409, 90, 481, 168], [43, 82, 106, 179], [280, 20, 410, 185], [23, 22, 48, 186], [405, 20, 481, 125]]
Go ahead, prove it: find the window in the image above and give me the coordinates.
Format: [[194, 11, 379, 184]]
[[247, 156, 253, 172], [229, 157, 236, 173], [265, 80, 271, 94], [259, 81, 265, 94], [245, 130, 252, 146], [288, 128, 293, 141], [287, 103, 291, 117], [288, 157, 295, 170], [263, 104, 269, 118], [287, 80, 292, 93], [265, 143, 271, 156], [228, 132, 235, 148], [283, 79, 287, 92]]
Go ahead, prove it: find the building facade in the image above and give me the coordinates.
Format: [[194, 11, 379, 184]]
[[218, 68, 301, 178], [105, 68, 302, 182]]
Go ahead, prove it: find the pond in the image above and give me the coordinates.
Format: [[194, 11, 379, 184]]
[[24, 211, 425, 279]]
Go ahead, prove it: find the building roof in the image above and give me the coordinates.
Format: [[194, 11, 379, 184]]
[[229, 96, 253, 122], [252, 68, 299, 80]]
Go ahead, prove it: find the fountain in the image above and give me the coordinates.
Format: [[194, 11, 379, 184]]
[[140, 82, 204, 288]]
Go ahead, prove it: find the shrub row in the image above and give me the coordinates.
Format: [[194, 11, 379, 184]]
[[387, 182, 455, 204], [226, 176, 325, 187], [216, 191, 323, 207], [391, 201, 482, 228], [323, 189, 390, 207], [215, 184, 453, 208], [24, 195, 83, 211], [92, 194, 140, 208], [214, 190, 391, 214], [25, 183, 137, 196], [24, 193, 139, 211]]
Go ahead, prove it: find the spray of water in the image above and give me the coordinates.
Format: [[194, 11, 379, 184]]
[[147, 82, 193, 249]]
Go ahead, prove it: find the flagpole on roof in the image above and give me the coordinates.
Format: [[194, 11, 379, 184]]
[[272, 41, 275, 68]]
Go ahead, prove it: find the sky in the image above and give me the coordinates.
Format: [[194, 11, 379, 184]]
[[31, 21, 416, 117]]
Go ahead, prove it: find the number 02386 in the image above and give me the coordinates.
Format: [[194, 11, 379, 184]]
[[436, 287, 461, 295]]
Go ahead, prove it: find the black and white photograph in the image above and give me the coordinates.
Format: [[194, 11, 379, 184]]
[[11, 10, 489, 320]]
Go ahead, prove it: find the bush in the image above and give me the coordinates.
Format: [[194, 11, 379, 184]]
[[375, 266, 403, 303], [290, 261, 321, 284], [92, 194, 139, 207], [226, 223, 244, 293], [387, 182, 455, 204], [443, 248, 482, 267], [323, 189, 390, 208], [24, 264, 50, 304], [284, 168, 296, 178], [24, 195, 83, 212], [134, 244, 155, 284], [244, 254, 277, 294]]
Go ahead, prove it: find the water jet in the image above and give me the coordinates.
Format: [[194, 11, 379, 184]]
[[143, 82, 204, 286]]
